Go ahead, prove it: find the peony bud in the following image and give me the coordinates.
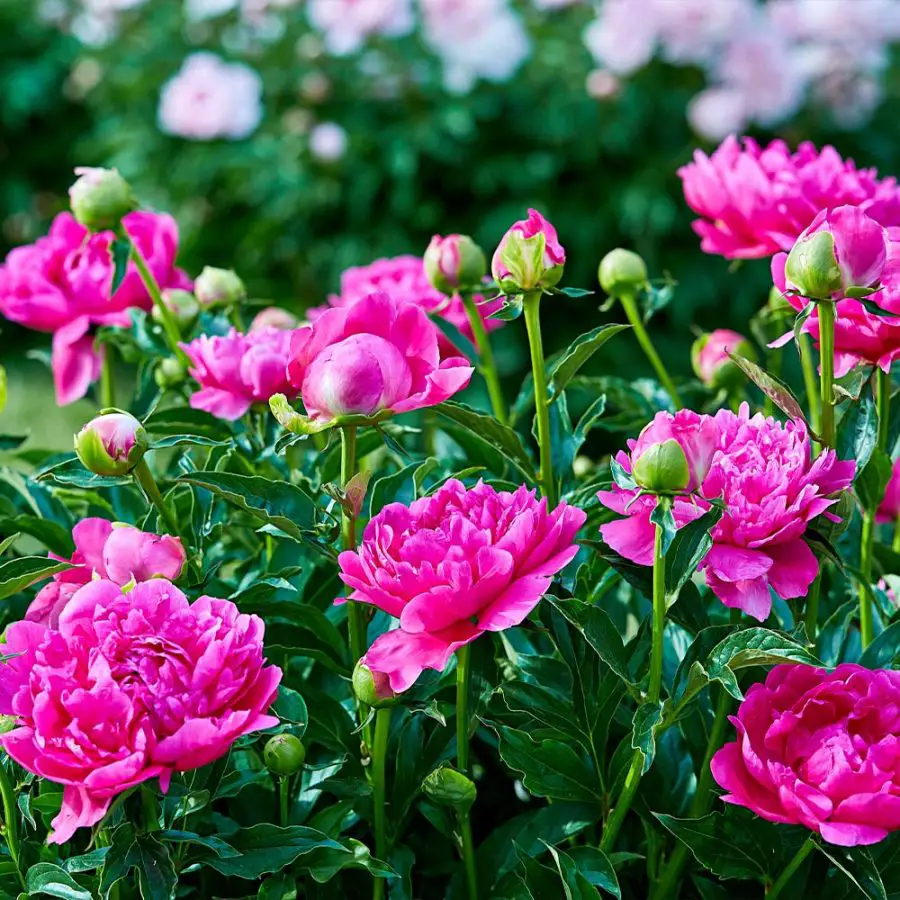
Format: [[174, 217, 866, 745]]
[[154, 289, 199, 329], [263, 734, 306, 776], [352, 659, 398, 708], [598, 248, 648, 297], [424, 234, 487, 294], [422, 765, 477, 813], [783, 206, 888, 301], [68, 166, 137, 231], [491, 209, 565, 294], [155, 357, 187, 389], [194, 266, 246, 308], [632, 439, 690, 495], [691, 329, 755, 391], [250, 307, 300, 332], [75, 412, 148, 476]]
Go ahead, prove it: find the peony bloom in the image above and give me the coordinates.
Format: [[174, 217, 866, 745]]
[[288, 291, 473, 425], [599, 405, 855, 621], [0, 578, 280, 843], [26, 518, 185, 628], [0, 212, 190, 405], [712, 664, 900, 846], [181, 326, 299, 421], [679, 135, 900, 260], [158, 53, 263, 141], [492, 208, 566, 293], [306, 0, 413, 55], [877, 459, 900, 524], [691, 328, 755, 389], [315, 254, 503, 349], [338, 479, 585, 692]]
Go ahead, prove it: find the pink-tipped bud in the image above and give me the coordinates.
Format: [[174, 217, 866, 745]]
[[491, 209, 565, 294], [250, 307, 300, 332], [68, 167, 137, 231], [194, 266, 246, 308], [424, 234, 486, 294], [352, 659, 398, 708], [691, 329, 755, 391], [74, 412, 148, 476]]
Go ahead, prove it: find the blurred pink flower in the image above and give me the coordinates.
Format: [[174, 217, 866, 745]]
[[181, 326, 299, 421], [338, 479, 585, 691], [0, 578, 280, 843], [679, 136, 900, 260], [582, 0, 657, 76], [0, 211, 190, 405], [712, 664, 900, 846], [288, 291, 473, 424], [249, 306, 299, 332], [158, 53, 263, 141], [599, 405, 855, 621], [309, 122, 348, 162], [307, 0, 413, 55], [27, 518, 185, 628], [692, 328, 750, 386], [877, 459, 900, 524]]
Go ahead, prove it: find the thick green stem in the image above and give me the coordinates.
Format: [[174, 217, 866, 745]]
[[523, 291, 556, 506], [767, 836, 816, 898], [818, 301, 836, 447], [0, 760, 23, 890], [100, 345, 115, 409], [279, 776, 289, 827], [805, 574, 822, 640], [601, 519, 667, 852], [893, 510, 900, 554], [372, 708, 392, 900], [459, 813, 478, 900], [132, 458, 180, 538], [130, 241, 185, 361], [798, 333, 821, 437], [460, 291, 506, 424], [619, 292, 682, 409], [456, 643, 473, 775]]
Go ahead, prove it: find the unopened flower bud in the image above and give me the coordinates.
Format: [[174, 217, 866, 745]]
[[691, 329, 755, 391], [154, 357, 187, 389], [264, 734, 306, 776], [194, 266, 246, 308], [154, 289, 199, 329], [424, 234, 487, 294], [598, 248, 648, 297], [422, 765, 477, 813], [250, 307, 300, 332], [632, 439, 690, 495], [75, 412, 148, 476], [352, 659, 398, 709], [491, 209, 565, 294], [68, 167, 137, 231]]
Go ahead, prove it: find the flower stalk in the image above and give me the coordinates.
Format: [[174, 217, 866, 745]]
[[456, 643, 478, 900], [129, 238, 186, 363], [132, 458, 181, 538], [766, 836, 816, 899], [460, 291, 506, 424], [523, 290, 556, 506], [818, 300, 836, 447], [372, 708, 392, 900], [0, 759, 24, 890]]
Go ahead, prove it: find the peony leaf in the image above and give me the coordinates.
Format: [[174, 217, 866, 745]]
[[0, 514, 75, 556], [727, 352, 812, 431], [837, 395, 877, 479], [109, 236, 132, 295], [544, 843, 621, 899], [548, 324, 631, 401], [0, 555, 73, 601], [816, 845, 888, 900], [437, 401, 535, 477], [856, 448, 892, 510], [664, 507, 723, 603], [632, 701, 663, 774], [26, 863, 93, 900], [143, 407, 234, 441]]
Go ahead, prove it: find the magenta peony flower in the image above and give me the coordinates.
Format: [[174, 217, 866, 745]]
[[26, 518, 186, 628], [711, 664, 900, 847], [287, 291, 473, 426], [679, 135, 900, 260], [181, 326, 299, 421], [313, 254, 503, 349], [337, 479, 585, 692], [0, 211, 191, 405], [0, 578, 280, 843], [599, 405, 855, 621], [491, 208, 566, 293], [877, 459, 900, 524]]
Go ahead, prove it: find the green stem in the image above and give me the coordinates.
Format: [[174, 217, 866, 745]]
[[893, 510, 900, 554], [372, 708, 392, 900], [767, 836, 816, 898], [619, 292, 682, 409], [0, 760, 24, 890], [279, 776, 289, 827], [601, 517, 667, 852], [459, 812, 478, 900], [818, 301, 836, 447], [877, 367, 891, 451], [132, 458, 181, 538], [805, 574, 821, 641], [798, 333, 821, 437], [130, 240, 185, 361], [100, 344, 115, 409], [523, 291, 556, 506], [456, 643, 473, 775], [460, 291, 506, 424]]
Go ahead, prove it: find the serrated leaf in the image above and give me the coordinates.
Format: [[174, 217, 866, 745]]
[[0, 556, 72, 601], [549, 324, 630, 401]]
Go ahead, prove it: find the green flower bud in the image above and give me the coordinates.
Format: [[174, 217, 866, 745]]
[[68, 167, 137, 231], [154, 357, 187, 389], [784, 231, 842, 301], [631, 439, 690, 495], [194, 266, 246, 308], [422, 765, 477, 813], [424, 234, 487, 294], [598, 248, 648, 297], [491, 210, 565, 294], [154, 289, 199, 329], [352, 660, 398, 709], [264, 734, 306, 776], [74, 412, 148, 477]]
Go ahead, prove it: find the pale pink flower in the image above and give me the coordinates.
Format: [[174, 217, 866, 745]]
[[338, 479, 586, 691], [181, 326, 299, 421], [309, 122, 348, 162], [599, 405, 855, 621], [306, 0, 413, 56], [582, 0, 657, 76], [687, 88, 749, 142], [0, 578, 281, 843], [877, 459, 900, 524], [712, 664, 900, 846], [250, 306, 299, 332]]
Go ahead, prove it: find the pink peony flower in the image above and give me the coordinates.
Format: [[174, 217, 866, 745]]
[[0, 578, 280, 843], [629, 410, 720, 492], [492, 208, 566, 293], [338, 479, 586, 692], [0, 211, 190, 405], [306, 0, 413, 55], [314, 254, 503, 349], [599, 405, 855, 621], [877, 459, 900, 524], [691, 328, 753, 387], [679, 135, 900, 260], [181, 326, 299, 421], [711, 664, 900, 847], [26, 518, 186, 628], [288, 291, 473, 425]]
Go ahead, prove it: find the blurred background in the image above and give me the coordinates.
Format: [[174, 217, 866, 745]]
[[3, 0, 900, 445]]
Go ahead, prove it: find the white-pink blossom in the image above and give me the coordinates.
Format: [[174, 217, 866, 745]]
[[306, 0, 413, 56]]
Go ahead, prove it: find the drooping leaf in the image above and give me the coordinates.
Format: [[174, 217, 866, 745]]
[[0, 556, 72, 601], [545, 843, 621, 899], [0, 514, 75, 556], [837, 395, 877, 479], [856, 448, 893, 510], [632, 702, 663, 774], [548, 598, 634, 684], [727, 353, 811, 429], [664, 507, 723, 602], [26, 863, 92, 900]]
